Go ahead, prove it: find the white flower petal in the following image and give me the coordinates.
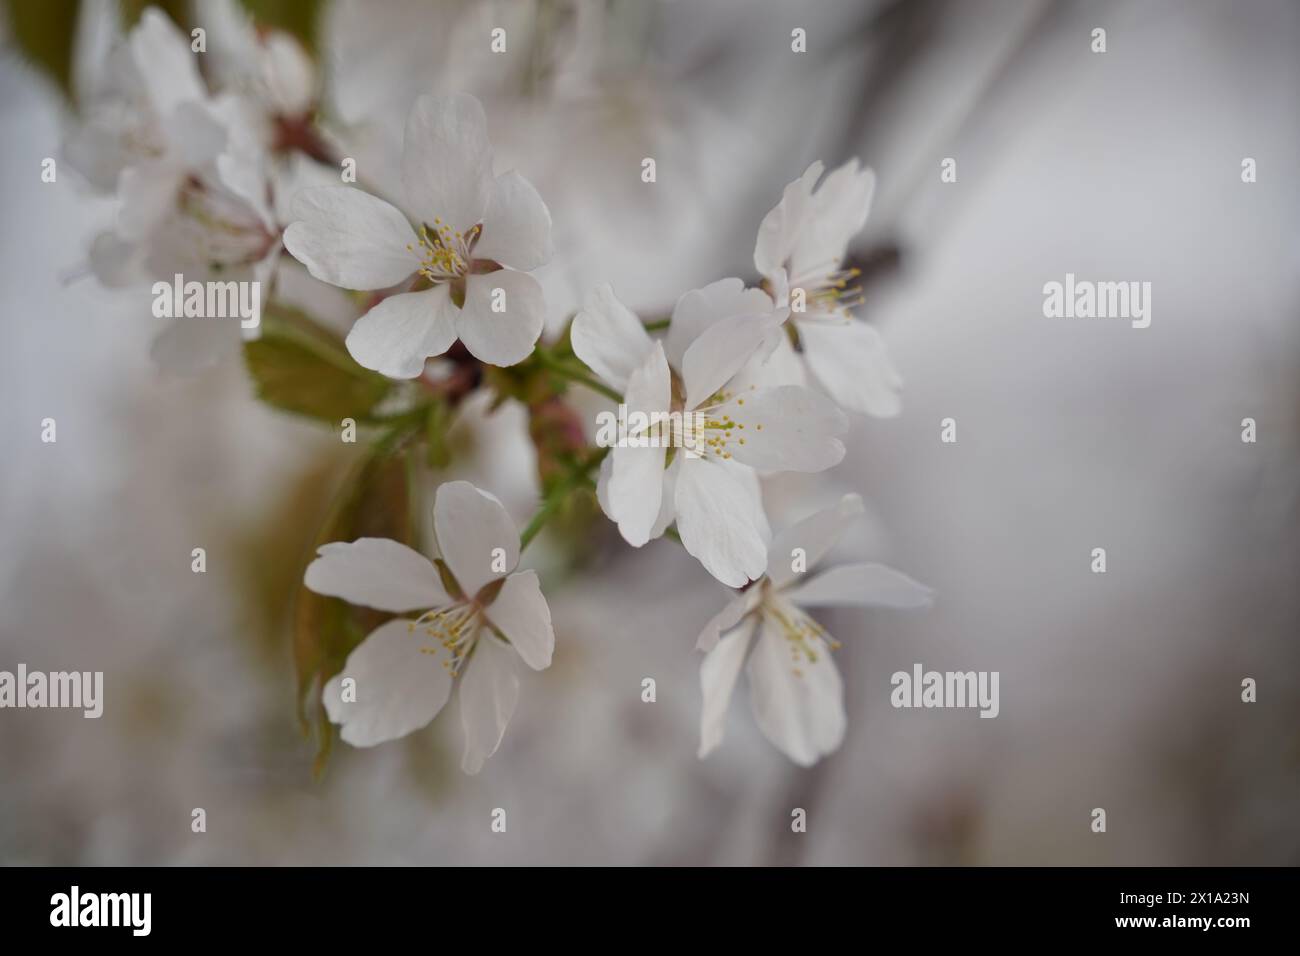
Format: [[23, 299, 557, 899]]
[[169, 101, 229, 169], [724, 385, 847, 473], [594, 452, 614, 520], [571, 284, 653, 392], [116, 162, 185, 240], [696, 586, 762, 652], [459, 633, 520, 775], [262, 32, 316, 115], [63, 119, 130, 192], [609, 446, 667, 547], [486, 570, 554, 671], [746, 613, 844, 766], [649, 451, 680, 540], [401, 91, 494, 233], [323, 619, 453, 747], [665, 277, 775, 371], [767, 494, 865, 590], [434, 480, 519, 597], [698, 617, 757, 759], [345, 286, 457, 379], [753, 161, 822, 280], [797, 319, 903, 417], [456, 270, 545, 367], [472, 170, 553, 272], [602, 447, 676, 541], [725, 328, 807, 392], [88, 231, 144, 288], [607, 343, 670, 546], [783, 562, 935, 609], [305, 537, 449, 612], [674, 458, 769, 588], [791, 160, 875, 282], [214, 152, 272, 234], [130, 9, 206, 118], [284, 186, 419, 290], [681, 313, 781, 413]]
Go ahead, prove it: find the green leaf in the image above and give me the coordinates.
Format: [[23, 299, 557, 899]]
[[4, 0, 80, 98], [294, 420, 420, 776], [243, 306, 393, 423]]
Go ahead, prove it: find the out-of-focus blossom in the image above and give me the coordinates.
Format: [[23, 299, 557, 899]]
[[63, 10, 225, 210], [197, 0, 318, 138], [63, 9, 286, 375]]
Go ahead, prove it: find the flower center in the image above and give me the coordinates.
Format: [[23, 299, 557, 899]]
[[409, 601, 483, 676], [690, 385, 762, 462], [762, 594, 840, 679], [789, 259, 863, 322], [176, 177, 278, 269], [409, 219, 478, 283]]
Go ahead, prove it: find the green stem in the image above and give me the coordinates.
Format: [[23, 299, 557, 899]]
[[536, 350, 623, 403], [404, 443, 421, 549], [533, 351, 624, 403], [373, 404, 434, 444], [519, 447, 610, 552]]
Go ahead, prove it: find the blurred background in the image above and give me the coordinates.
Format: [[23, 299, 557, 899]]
[[1, 0, 1297, 864]]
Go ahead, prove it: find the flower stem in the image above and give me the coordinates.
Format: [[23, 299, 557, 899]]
[[519, 447, 610, 552], [535, 349, 623, 403]]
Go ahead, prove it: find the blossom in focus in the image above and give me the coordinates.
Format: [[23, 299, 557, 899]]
[[697, 494, 933, 765], [284, 92, 554, 377], [755, 160, 903, 417], [304, 481, 554, 774], [572, 280, 848, 588]]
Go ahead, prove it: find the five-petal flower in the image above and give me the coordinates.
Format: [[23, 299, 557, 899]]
[[697, 493, 933, 766], [572, 279, 848, 588], [284, 92, 554, 377], [305, 480, 554, 774], [754, 159, 903, 417]]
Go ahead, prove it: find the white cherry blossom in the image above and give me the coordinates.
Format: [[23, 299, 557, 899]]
[[64, 10, 235, 239], [697, 494, 933, 766], [572, 280, 848, 588], [64, 9, 286, 375], [284, 92, 553, 376], [755, 159, 903, 417], [197, 0, 317, 132], [305, 481, 554, 774]]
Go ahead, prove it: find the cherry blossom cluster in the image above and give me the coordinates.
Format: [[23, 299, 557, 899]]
[[67, 5, 932, 773]]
